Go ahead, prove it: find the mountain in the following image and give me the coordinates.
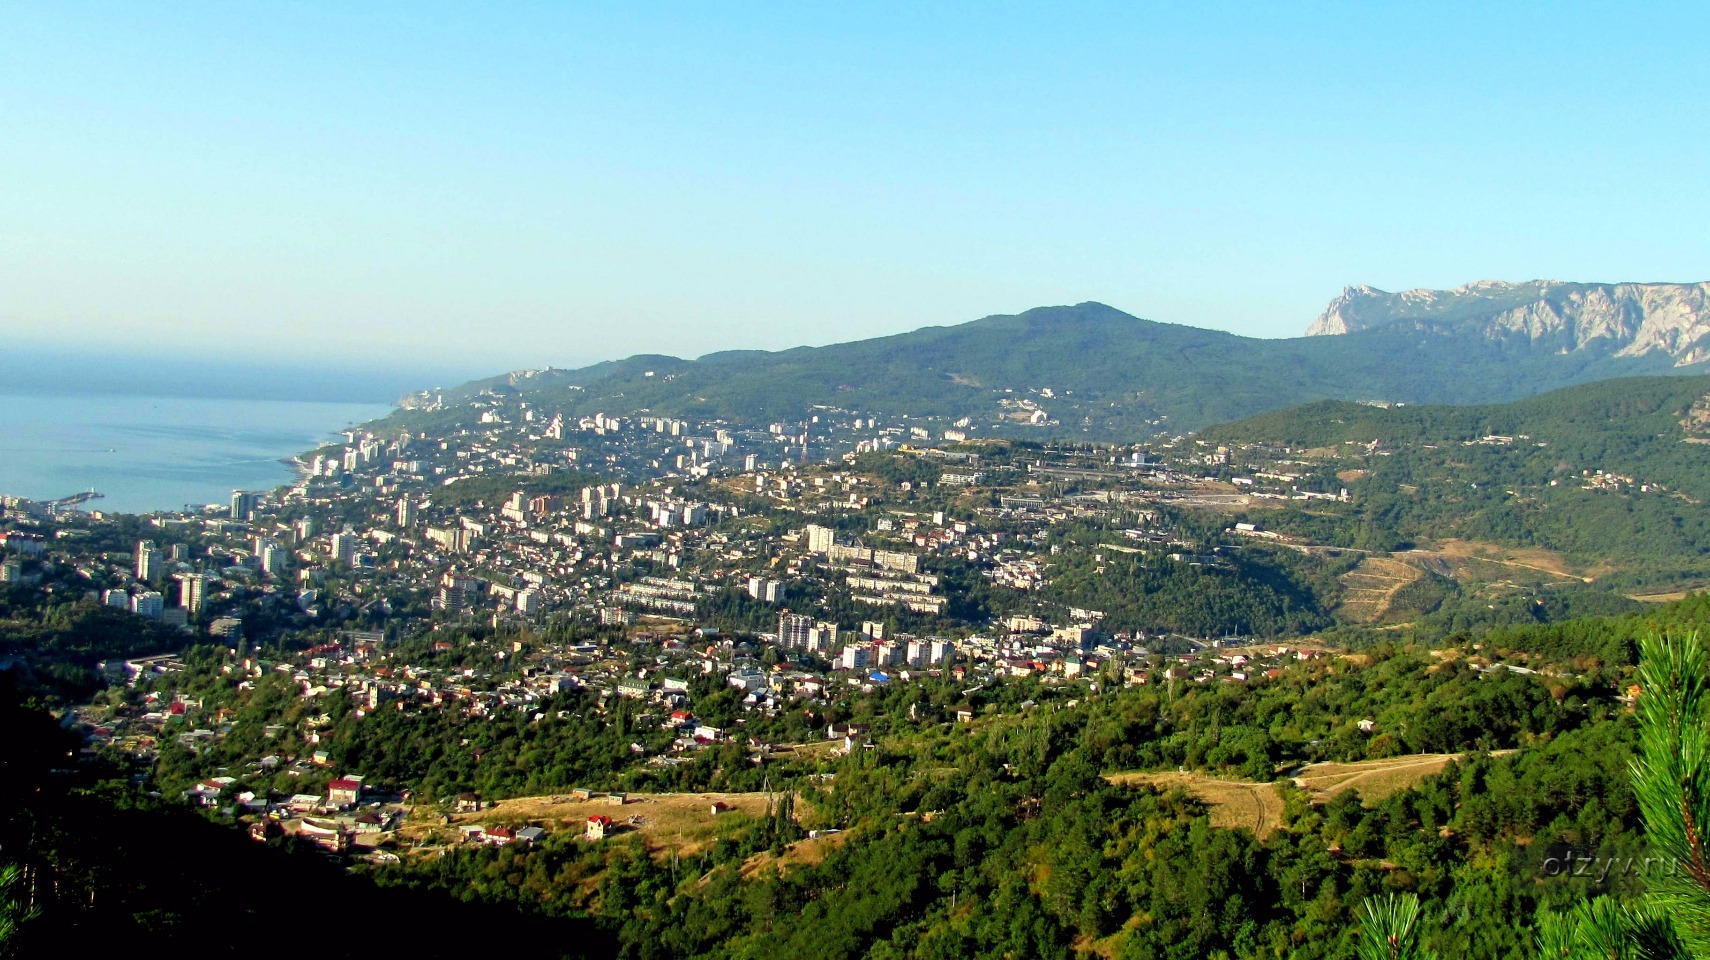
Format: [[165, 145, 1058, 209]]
[[1305, 280, 1710, 366], [394, 293, 1709, 439]]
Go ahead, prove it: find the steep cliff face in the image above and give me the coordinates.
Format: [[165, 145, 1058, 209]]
[[1306, 280, 1710, 366]]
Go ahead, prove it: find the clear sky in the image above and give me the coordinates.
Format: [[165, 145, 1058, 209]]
[[4, 2, 1707, 373]]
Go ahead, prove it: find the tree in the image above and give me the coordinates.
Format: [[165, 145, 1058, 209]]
[[1628, 629, 1710, 957], [1356, 893, 1434, 960], [1535, 897, 1683, 960], [0, 863, 36, 954], [1364, 629, 1710, 958]]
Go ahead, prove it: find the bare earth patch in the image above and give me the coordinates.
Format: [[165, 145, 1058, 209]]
[[740, 828, 852, 878], [1104, 772, 1286, 839], [1108, 751, 1520, 836], [403, 791, 773, 856], [1628, 587, 1708, 603], [1337, 556, 1422, 624], [1406, 539, 1605, 583]]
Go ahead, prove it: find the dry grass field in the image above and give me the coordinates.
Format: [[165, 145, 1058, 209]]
[[1294, 754, 1472, 802], [1296, 749, 1518, 801], [1105, 772, 1287, 839], [1404, 539, 1601, 584], [402, 790, 775, 856], [1109, 750, 1519, 837], [1628, 587, 1707, 603], [740, 828, 853, 878]]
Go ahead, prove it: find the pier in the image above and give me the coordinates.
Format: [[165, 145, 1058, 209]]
[[47, 490, 104, 511]]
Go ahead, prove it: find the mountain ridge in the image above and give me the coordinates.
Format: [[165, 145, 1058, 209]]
[[394, 290, 1708, 439], [1305, 279, 1710, 366]]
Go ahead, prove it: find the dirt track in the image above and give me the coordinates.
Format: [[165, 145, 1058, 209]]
[[1105, 772, 1287, 839], [1108, 749, 1520, 837]]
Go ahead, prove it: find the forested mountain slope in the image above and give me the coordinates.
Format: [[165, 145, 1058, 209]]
[[395, 299, 1701, 438], [1204, 375, 1710, 582]]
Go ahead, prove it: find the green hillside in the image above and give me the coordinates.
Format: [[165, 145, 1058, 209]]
[[1202, 375, 1710, 580], [392, 302, 1697, 438]]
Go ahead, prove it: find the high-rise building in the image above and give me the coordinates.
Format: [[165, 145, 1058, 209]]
[[136, 540, 161, 580], [396, 499, 417, 527], [840, 645, 871, 671], [103, 588, 129, 609], [806, 621, 839, 653], [179, 574, 206, 614], [778, 613, 814, 647], [331, 533, 358, 566], [425, 526, 470, 553], [230, 490, 260, 521], [930, 639, 955, 666], [804, 524, 836, 554], [260, 543, 286, 577], [435, 574, 479, 613], [516, 588, 542, 616]]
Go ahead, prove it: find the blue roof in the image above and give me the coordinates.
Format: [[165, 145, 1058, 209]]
[[868, 671, 890, 683]]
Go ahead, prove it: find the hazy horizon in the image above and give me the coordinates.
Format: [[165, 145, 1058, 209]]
[[7, 3, 1709, 371], [0, 347, 491, 405]]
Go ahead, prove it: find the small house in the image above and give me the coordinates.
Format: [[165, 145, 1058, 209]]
[[327, 777, 363, 808]]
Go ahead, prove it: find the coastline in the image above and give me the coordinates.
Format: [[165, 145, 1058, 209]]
[[0, 392, 393, 515]]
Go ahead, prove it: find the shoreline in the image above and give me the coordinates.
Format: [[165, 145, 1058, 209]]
[[0, 393, 393, 516]]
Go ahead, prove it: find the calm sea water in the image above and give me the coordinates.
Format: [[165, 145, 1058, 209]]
[[0, 392, 394, 514]]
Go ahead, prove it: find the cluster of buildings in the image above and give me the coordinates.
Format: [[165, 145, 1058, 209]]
[[2, 398, 1332, 697]]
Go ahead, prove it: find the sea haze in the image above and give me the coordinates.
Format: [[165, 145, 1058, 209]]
[[0, 347, 485, 404], [0, 392, 393, 514], [0, 348, 487, 513]]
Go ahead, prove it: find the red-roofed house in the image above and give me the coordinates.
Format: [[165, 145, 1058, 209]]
[[327, 777, 363, 807]]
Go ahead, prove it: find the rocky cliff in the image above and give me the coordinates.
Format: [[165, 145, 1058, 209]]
[[1306, 280, 1710, 366]]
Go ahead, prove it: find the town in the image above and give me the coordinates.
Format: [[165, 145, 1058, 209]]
[[0, 389, 1384, 857]]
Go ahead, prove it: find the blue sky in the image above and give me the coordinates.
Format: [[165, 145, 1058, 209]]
[[4, 2, 1706, 372]]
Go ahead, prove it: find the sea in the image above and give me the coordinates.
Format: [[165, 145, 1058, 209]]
[[0, 392, 395, 514]]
